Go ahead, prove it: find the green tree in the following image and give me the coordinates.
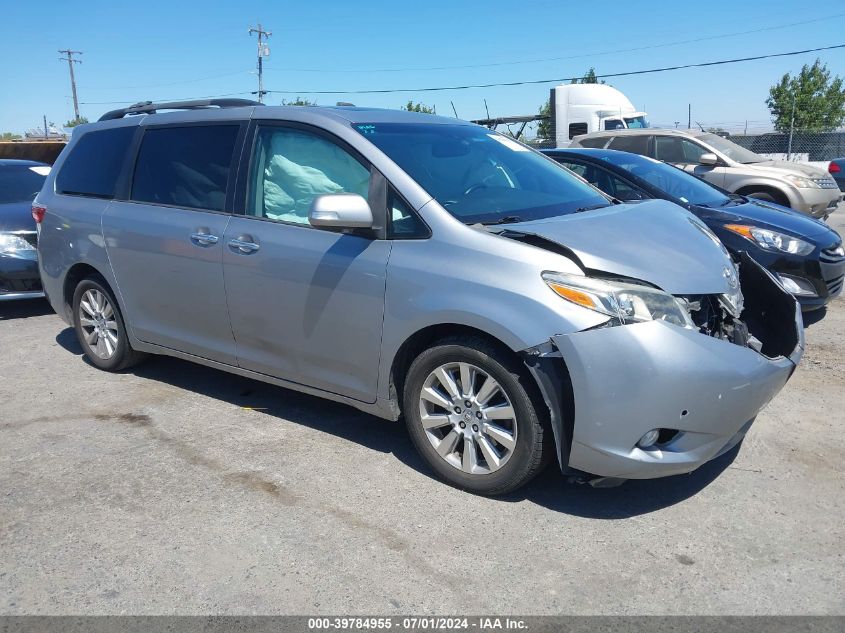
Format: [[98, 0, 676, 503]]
[[569, 67, 603, 85], [537, 98, 553, 140], [64, 116, 89, 128], [0, 132, 21, 141], [281, 96, 316, 106], [401, 100, 435, 114], [766, 59, 845, 132]]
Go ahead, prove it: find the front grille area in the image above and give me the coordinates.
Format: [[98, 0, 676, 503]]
[[820, 243, 845, 297], [813, 177, 839, 189]]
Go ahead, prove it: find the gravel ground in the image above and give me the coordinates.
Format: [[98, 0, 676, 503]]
[[1, 208, 843, 615]]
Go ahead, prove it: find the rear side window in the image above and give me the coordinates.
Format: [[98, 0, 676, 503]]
[[576, 136, 609, 149], [568, 123, 588, 139], [557, 160, 588, 178], [607, 135, 650, 155], [56, 126, 135, 198], [131, 125, 240, 211]]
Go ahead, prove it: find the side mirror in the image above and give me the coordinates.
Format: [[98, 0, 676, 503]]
[[308, 194, 374, 230], [698, 152, 719, 166]]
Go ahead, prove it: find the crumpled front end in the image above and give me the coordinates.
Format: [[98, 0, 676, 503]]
[[530, 254, 803, 480]]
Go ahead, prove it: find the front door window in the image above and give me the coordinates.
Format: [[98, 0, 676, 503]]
[[248, 127, 370, 225]]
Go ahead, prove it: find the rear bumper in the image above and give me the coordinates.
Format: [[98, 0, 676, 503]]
[[552, 307, 801, 479], [0, 290, 45, 302], [0, 252, 42, 300]]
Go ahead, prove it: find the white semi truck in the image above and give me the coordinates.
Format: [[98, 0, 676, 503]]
[[472, 83, 648, 148], [552, 83, 648, 146]]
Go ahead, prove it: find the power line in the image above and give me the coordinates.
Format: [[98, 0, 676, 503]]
[[78, 43, 845, 106], [80, 90, 253, 105], [79, 69, 253, 91], [68, 13, 845, 99], [248, 23, 271, 103], [262, 13, 845, 74], [58, 49, 83, 121], [263, 43, 845, 95]]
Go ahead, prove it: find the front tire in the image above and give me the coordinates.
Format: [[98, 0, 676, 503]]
[[403, 336, 549, 495], [72, 277, 145, 371], [744, 189, 789, 207]]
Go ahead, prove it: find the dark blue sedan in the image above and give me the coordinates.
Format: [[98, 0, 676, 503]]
[[0, 159, 49, 301], [543, 148, 844, 312]]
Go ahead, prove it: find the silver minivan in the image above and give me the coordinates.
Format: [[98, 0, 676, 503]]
[[571, 128, 842, 219], [35, 100, 803, 495]]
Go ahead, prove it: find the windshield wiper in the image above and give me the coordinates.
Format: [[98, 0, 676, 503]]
[[483, 215, 523, 225], [573, 203, 612, 213]]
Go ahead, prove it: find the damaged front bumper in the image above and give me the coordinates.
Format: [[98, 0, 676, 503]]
[[525, 256, 804, 481]]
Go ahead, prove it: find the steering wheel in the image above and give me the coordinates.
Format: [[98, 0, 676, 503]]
[[463, 182, 489, 196]]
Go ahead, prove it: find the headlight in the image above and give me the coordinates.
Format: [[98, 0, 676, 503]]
[[0, 233, 36, 254], [542, 272, 695, 328], [783, 173, 819, 189], [723, 224, 814, 255]]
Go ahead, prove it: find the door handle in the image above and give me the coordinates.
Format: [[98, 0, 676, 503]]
[[190, 232, 219, 246], [228, 238, 260, 254]]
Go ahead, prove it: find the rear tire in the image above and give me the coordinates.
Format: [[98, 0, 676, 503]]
[[402, 336, 548, 495], [72, 276, 145, 372]]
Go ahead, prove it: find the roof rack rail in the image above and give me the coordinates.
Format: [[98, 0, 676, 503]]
[[98, 98, 261, 122]]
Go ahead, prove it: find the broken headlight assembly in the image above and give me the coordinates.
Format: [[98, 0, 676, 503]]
[[542, 272, 695, 329]]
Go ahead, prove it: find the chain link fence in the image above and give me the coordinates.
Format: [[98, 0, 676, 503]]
[[725, 131, 845, 163]]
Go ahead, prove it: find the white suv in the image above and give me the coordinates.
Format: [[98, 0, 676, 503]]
[[571, 128, 842, 219]]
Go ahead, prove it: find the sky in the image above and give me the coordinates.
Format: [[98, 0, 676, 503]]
[[2, 0, 844, 134]]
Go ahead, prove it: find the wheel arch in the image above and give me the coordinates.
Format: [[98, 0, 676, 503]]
[[62, 263, 110, 322], [387, 322, 573, 470], [389, 324, 518, 406], [734, 182, 793, 207]]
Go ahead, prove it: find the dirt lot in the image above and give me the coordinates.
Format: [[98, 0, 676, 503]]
[[1, 210, 843, 615]]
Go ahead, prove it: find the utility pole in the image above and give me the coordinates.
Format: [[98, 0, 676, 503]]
[[248, 23, 271, 103], [59, 49, 82, 122], [687, 104, 691, 130], [787, 91, 796, 161]]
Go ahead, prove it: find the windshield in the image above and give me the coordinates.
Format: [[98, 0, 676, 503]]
[[0, 165, 49, 203], [624, 115, 648, 129], [354, 123, 610, 224], [697, 133, 765, 164], [599, 151, 730, 208]]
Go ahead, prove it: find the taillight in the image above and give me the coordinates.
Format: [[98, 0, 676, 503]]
[[31, 203, 46, 224], [830, 162, 841, 174]]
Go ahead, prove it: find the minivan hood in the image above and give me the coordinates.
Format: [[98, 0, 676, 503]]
[[495, 199, 735, 295], [746, 160, 830, 179]]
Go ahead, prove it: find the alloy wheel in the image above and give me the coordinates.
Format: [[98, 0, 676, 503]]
[[418, 362, 517, 474], [78, 289, 119, 360]]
